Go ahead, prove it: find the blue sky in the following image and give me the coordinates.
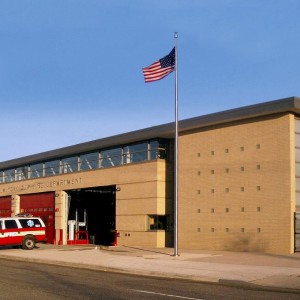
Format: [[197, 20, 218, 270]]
[[1, 0, 300, 161]]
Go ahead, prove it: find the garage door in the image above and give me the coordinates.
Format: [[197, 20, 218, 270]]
[[20, 192, 55, 244], [0, 196, 11, 217]]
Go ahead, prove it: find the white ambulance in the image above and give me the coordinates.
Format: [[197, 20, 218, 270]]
[[0, 215, 46, 250]]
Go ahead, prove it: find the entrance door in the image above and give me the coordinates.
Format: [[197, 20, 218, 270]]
[[0, 196, 11, 217], [68, 186, 116, 246], [20, 192, 55, 244]]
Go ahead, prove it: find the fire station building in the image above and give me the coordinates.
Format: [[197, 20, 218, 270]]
[[0, 96, 300, 254]]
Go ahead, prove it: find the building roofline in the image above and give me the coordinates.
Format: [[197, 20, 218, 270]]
[[1, 96, 300, 169]]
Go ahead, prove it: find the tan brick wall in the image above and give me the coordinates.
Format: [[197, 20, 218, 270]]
[[178, 113, 294, 254]]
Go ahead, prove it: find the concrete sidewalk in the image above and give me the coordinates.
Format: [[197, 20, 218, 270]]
[[0, 244, 300, 292]]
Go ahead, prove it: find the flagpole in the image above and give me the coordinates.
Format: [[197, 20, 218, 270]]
[[174, 32, 179, 257]]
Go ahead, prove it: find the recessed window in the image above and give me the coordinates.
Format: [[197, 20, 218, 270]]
[[147, 215, 168, 231]]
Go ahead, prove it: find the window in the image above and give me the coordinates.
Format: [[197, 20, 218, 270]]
[[30, 163, 44, 178], [123, 143, 148, 164], [0, 139, 170, 184], [19, 219, 42, 228], [61, 156, 78, 173], [79, 152, 99, 170], [4, 220, 18, 229], [147, 215, 169, 230], [45, 160, 60, 176], [100, 148, 122, 168], [16, 166, 28, 181], [4, 169, 15, 182], [150, 140, 168, 160]]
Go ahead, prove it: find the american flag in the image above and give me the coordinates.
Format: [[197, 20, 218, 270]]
[[142, 47, 175, 83]]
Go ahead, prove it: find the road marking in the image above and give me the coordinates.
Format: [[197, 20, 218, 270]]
[[131, 289, 204, 300]]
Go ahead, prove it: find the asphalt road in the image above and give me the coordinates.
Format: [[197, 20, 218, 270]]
[[0, 259, 299, 300]]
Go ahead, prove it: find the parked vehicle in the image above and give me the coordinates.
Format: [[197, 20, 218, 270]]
[[0, 216, 46, 250]]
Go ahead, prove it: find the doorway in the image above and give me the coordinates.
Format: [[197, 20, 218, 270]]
[[67, 186, 116, 246]]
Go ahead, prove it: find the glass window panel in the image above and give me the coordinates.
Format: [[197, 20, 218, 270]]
[[100, 148, 122, 168], [79, 152, 99, 170], [147, 215, 168, 230], [30, 163, 44, 179], [19, 218, 42, 228], [4, 169, 15, 182], [45, 160, 60, 176], [16, 166, 28, 181], [4, 220, 18, 229], [61, 156, 78, 173], [150, 140, 159, 160], [0, 171, 4, 183], [123, 143, 148, 164], [150, 139, 168, 160]]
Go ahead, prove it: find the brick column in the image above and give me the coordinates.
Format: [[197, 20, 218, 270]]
[[55, 191, 68, 245]]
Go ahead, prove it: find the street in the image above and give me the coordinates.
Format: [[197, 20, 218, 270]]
[[0, 259, 299, 300]]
